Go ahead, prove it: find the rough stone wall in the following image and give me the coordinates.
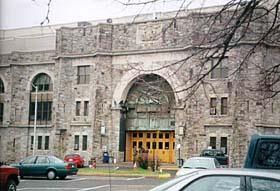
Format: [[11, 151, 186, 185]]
[[0, 8, 279, 166], [56, 24, 113, 55], [0, 50, 55, 162]]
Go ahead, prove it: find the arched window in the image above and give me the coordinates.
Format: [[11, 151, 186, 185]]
[[29, 73, 53, 125], [0, 78, 4, 93], [31, 73, 52, 92]]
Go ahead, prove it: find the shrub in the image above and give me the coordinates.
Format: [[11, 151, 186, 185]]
[[138, 158, 149, 169]]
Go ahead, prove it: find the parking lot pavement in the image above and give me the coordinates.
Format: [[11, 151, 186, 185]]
[[17, 175, 170, 191]]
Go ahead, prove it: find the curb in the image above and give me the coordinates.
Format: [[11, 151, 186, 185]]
[[160, 167, 179, 171], [78, 172, 171, 179]]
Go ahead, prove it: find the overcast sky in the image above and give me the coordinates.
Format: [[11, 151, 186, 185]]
[[0, 0, 228, 29]]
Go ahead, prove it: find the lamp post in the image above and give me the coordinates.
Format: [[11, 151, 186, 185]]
[[32, 84, 38, 156]]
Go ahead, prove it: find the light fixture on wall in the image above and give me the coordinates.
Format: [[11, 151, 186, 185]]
[[55, 129, 67, 135], [101, 121, 106, 136], [178, 123, 185, 136]]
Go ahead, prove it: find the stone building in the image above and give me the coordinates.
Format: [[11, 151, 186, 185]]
[[0, 5, 279, 167]]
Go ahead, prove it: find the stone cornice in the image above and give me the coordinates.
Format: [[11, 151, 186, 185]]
[[255, 123, 280, 128], [0, 124, 54, 128], [204, 124, 233, 127], [55, 41, 280, 59], [70, 123, 92, 126]]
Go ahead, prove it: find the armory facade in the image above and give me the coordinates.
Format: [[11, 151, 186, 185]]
[[0, 6, 279, 167]]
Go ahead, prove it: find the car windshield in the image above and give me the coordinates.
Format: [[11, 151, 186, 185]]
[[150, 172, 198, 191], [183, 158, 215, 169], [48, 156, 64, 163]]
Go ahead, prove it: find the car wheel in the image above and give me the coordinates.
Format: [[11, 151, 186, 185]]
[[47, 170, 56, 180], [6, 179, 17, 191], [59, 175, 67, 180]]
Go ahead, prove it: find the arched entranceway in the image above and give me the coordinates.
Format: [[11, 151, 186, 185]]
[[122, 74, 176, 163]]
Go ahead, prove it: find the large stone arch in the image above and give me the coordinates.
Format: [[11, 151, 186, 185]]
[[112, 63, 185, 106]]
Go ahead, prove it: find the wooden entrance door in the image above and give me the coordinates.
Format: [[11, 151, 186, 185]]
[[126, 131, 174, 163]]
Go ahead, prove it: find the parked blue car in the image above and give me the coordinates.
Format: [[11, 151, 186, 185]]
[[11, 155, 78, 180]]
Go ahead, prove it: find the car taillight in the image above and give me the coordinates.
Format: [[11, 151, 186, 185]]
[[65, 164, 72, 169], [226, 159, 229, 165]]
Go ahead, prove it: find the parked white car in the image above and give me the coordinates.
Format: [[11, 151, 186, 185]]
[[176, 157, 220, 176], [151, 169, 280, 191]]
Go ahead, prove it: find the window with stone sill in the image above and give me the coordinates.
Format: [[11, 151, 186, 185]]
[[37, 136, 42, 150], [0, 78, 4, 93], [210, 58, 228, 79], [221, 97, 228, 115], [31, 136, 34, 150], [210, 136, 217, 149], [76, 101, 81, 116], [210, 98, 217, 115], [77, 66, 90, 84], [84, 101, 89, 116], [29, 101, 52, 124], [30, 135, 50, 150], [0, 103, 3, 123], [74, 135, 79, 150], [45, 136, 49, 150], [82, 135, 87, 150]]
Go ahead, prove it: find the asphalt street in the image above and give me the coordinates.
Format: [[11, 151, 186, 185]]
[[17, 175, 171, 191]]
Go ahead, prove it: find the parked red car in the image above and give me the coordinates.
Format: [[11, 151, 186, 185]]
[[0, 162, 20, 191], [64, 154, 84, 168]]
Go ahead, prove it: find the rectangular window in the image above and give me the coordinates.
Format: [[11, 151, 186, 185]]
[[76, 101, 81, 116], [210, 58, 228, 79], [84, 101, 89, 116], [146, 142, 151, 149], [31, 136, 34, 150], [29, 101, 52, 123], [165, 142, 169, 149], [82, 135, 87, 150], [152, 142, 157, 149], [38, 136, 42, 150], [74, 135, 79, 150], [210, 98, 217, 115], [45, 136, 49, 150], [221, 137, 227, 154], [77, 66, 90, 84], [132, 141, 137, 148], [153, 133, 157, 139], [159, 142, 163, 149], [210, 137, 216, 149], [165, 133, 170, 139], [221, 97, 228, 115], [0, 103, 3, 122], [138, 141, 143, 149]]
